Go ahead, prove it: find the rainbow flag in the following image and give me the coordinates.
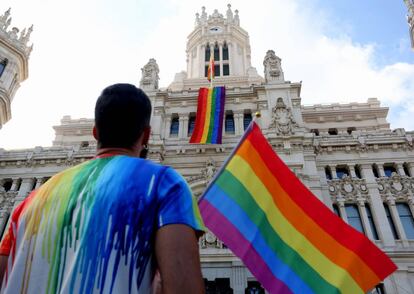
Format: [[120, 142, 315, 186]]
[[189, 86, 225, 144], [199, 122, 397, 294]]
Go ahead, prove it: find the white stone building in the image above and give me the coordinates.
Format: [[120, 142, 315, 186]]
[[1, 5, 414, 294], [0, 8, 32, 129]]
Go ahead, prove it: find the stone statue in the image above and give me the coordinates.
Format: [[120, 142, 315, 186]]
[[269, 98, 297, 135], [0, 8, 11, 31], [202, 158, 216, 181], [226, 4, 233, 21], [194, 13, 200, 26], [234, 9, 240, 26], [8, 27, 19, 40], [140, 58, 159, 90], [201, 6, 207, 22], [263, 50, 284, 83]]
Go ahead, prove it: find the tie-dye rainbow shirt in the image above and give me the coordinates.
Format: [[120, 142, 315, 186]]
[[0, 155, 204, 294]]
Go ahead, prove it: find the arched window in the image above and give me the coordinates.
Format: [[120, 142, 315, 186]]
[[384, 203, 399, 239], [214, 43, 220, 61], [2, 179, 12, 192], [225, 111, 235, 134], [354, 165, 362, 179], [403, 162, 411, 177], [243, 111, 252, 130], [372, 164, 380, 178], [397, 203, 414, 239], [170, 114, 179, 137], [336, 165, 349, 179], [188, 113, 196, 136], [222, 43, 229, 60], [328, 128, 338, 135], [0, 58, 8, 78], [384, 163, 397, 177], [324, 166, 332, 180], [310, 129, 319, 136], [205, 45, 211, 62], [365, 205, 379, 240], [345, 204, 364, 234]]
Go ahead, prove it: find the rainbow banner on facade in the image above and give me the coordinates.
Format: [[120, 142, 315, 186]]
[[190, 86, 225, 144], [199, 121, 397, 294]]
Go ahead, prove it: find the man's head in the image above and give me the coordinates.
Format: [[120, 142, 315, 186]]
[[94, 83, 152, 150]]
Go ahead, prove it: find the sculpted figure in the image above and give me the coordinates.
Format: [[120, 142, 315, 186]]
[[270, 98, 297, 135], [140, 58, 159, 90], [263, 50, 284, 83]]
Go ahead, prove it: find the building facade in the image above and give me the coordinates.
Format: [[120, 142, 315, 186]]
[[1, 6, 414, 294], [0, 8, 32, 129]]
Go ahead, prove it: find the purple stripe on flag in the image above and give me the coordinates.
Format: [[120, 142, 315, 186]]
[[199, 200, 293, 294], [216, 87, 225, 144]]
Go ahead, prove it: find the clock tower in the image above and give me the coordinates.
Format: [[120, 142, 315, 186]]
[[169, 4, 262, 90]]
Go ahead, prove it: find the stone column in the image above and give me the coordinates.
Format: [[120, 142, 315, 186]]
[[14, 178, 36, 209], [35, 178, 44, 189], [378, 164, 386, 177], [397, 163, 406, 176], [164, 117, 171, 138], [178, 115, 185, 139], [181, 114, 189, 138], [357, 200, 374, 240], [235, 113, 244, 135], [0, 211, 10, 237], [230, 262, 247, 294], [337, 200, 348, 223], [219, 42, 223, 76], [349, 165, 357, 178], [330, 165, 337, 179], [409, 163, 414, 178], [228, 42, 233, 76], [10, 178, 20, 191], [200, 45, 205, 78], [386, 196, 409, 246], [361, 164, 395, 246]]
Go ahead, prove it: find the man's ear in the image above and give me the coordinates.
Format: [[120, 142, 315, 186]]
[[142, 126, 151, 145], [93, 126, 99, 141]]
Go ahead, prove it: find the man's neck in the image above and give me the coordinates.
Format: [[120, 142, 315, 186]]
[[95, 147, 139, 158]]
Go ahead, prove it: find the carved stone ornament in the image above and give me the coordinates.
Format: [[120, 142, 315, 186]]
[[202, 158, 217, 182], [269, 98, 297, 135], [200, 231, 224, 249], [263, 50, 284, 83], [140, 58, 159, 90], [376, 173, 411, 197], [328, 176, 369, 203]]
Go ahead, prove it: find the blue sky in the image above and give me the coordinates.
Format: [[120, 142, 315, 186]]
[[316, 0, 412, 66], [0, 0, 413, 149]]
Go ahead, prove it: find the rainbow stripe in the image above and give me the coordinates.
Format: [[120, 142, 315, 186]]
[[199, 122, 397, 294], [190, 86, 225, 144]]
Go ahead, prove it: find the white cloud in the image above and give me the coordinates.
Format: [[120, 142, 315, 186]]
[[0, 0, 413, 149]]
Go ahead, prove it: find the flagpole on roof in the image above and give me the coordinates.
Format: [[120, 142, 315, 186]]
[[210, 55, 213, 89]]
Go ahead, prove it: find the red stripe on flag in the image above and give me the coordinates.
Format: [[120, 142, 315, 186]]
[[190, 88, 208, 143]]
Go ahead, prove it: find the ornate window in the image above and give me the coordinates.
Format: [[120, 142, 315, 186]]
[[403, 162, 411, 177], [325, 166, 332, 180], [204, 42, 230, 77], [366, 205, 379, 240], [336, 165, 349, 179], [2, 179, 12, 192], [384, 204, 399, 239], [213, 43, 220, 61], [372, 164, 380, 178], [332, 204, 340, 216], [188, 113, 196, 136], [345, 204, 364, 234], [225, 111, 235, 134], [205, 45, 211, 62], [222, 43, 229, 60], [170, 115, 179, 137], [243, 111, 252, 130], [328, 128, 338, 135], [384, 163, 397, 177], [0, 58, 8, 78], [397, 203, 414, 239]]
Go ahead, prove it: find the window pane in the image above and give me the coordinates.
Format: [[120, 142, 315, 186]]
[[223, 64, 229, 76], [372, 164, 379, 178], [397, 203, 414, 239], [243, 113, 252, 130], [170, 117, 179, 137], [225, 114, 235, 134], [205, 65, 208, 77], [214, 45, 220, 61], [384, 204, 399, 239], [188, 116, 196, 136], [214, 65, 220, 77], [222, 45, 229, 60], [384, 165, 397, 177], [403, 163, 411, 177], [0, 60, 6, 78], [336, 167, 349, 179], [325, 166, 332, 180], [366, 205, 379, 240], [345, 205, 365, 234], [205, 47, 210, 61]]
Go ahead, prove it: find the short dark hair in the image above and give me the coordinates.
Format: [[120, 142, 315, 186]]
[[95, 83, 152, 148]]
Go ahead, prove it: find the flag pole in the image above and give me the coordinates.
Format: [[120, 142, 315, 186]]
[[210, 57, 213, 89]]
